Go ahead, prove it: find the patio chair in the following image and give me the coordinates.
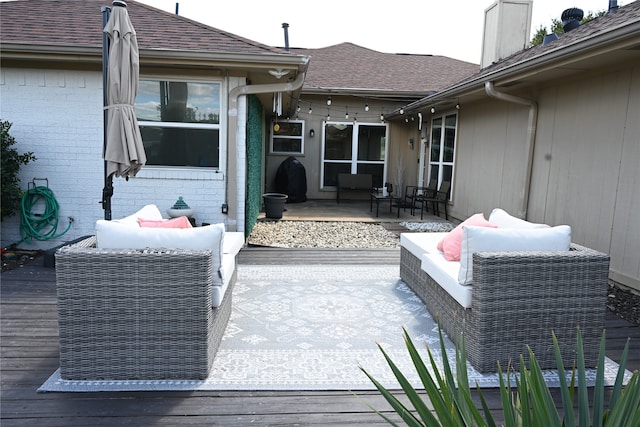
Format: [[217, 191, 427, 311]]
[[412, 179, 438, 216], [420, 180, 450, 219], [399, 185, 418, 213]]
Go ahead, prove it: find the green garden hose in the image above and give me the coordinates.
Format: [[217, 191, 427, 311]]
[[19, 186, 72, 244]]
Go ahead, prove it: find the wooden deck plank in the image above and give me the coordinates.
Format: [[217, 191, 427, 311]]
[[1, 251, 638, 426]]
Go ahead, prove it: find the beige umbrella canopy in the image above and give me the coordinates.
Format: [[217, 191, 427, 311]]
[[103, 1, 145, 179]]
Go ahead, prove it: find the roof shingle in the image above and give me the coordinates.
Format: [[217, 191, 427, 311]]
[[293, 43, 479, 93], [0, 0, 286, 55]]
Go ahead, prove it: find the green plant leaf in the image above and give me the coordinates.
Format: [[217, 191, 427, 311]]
[[593, 331, 607, 427], [476, 383, 498, 427], [517, 356, 532, 427], [606, 372, 640, 426], [497, 362, 517, 427], [398, 331, 449, 426], [609, 337, 631, 410], [552, 330, 575, 427], [576, 330, 591, 427], [359, 361, 423, 427], [526, 349, 561, 425]]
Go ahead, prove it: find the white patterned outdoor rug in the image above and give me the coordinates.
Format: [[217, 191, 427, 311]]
[[39, 265, 629, 392]]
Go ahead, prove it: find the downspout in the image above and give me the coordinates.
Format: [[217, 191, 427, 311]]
[[228, 72, 306, 232], [484, 81, 538, 219]]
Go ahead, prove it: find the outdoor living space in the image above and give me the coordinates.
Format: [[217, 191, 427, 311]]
[[2, 200, 639, 425]]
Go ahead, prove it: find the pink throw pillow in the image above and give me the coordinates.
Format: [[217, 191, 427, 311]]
[[437, 213, 497, 261], [137, 216, 193, 229]]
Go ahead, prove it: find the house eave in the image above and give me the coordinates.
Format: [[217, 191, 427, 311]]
[[0, 43, 310, 72]]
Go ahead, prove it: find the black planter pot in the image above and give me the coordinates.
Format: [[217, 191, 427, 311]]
[[263, 193, 288, 219]]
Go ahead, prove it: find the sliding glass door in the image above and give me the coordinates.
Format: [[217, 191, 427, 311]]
[[321, 122, 387, 188]]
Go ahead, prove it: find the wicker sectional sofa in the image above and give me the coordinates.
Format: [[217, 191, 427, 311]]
[[399, 210, 610, 373], [55, 206, 244, 381]]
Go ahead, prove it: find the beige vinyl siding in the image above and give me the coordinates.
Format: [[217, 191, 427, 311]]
[[449, 63, 640, 290]]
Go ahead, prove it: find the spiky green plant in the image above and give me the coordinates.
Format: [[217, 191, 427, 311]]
[[359, 325, 639, 426]]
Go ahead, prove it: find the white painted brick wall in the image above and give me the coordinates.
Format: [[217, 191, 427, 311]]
[[1, 68, 230, 251]]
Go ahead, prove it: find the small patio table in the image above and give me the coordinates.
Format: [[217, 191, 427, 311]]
[[370, 192, 394, 217]]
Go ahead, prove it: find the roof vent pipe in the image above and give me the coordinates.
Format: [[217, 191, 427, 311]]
[[282, 23, 290, 51], [609, 0, 619, 12], [175, 2, 179, 14], [561, 8, 584, 32]]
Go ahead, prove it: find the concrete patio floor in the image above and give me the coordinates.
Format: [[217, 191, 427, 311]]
[[257, 198, 454, 224]]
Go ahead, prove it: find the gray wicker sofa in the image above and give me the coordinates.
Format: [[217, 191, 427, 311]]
[[400, 219, 609, 373], [55, 207, 244, 381]]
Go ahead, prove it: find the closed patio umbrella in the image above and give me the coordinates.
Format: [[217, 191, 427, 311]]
[[101, 1, 145, 219]]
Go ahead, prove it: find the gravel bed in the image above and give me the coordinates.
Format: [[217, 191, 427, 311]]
[[248, 221, 400, 248]]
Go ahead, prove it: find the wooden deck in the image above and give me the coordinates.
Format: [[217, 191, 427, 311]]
[[2, 247, 638, 426]]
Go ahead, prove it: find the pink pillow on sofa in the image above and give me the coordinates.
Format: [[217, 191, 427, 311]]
[[437, 213, 497, 261], [137, 216, 192, 229]]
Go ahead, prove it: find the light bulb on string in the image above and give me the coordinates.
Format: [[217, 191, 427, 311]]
[[364, 103, 369, 112]]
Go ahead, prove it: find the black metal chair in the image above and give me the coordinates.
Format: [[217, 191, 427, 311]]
[[411, 179, 438, 216], [420, 180, 450, 220]]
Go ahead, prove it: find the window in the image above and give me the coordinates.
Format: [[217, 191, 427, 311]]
[[321, 122, 387, 188], [429, 113, 457, 199], [135, 80, 221, 168], [270, 120, 304, 154]]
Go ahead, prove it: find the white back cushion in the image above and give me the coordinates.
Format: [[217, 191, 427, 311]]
[[458, 225, 571, 285], [488, 208, 549, 229], [113, 204, 163, 225], [95, 221, 226, 285]]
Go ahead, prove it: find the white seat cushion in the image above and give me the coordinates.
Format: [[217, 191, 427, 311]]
[[400, 232, 449, 258], [421, 252, 471, 308]]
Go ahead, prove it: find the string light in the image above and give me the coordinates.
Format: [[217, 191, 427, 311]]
[[430, 107, 436, 114], [327, 96, 332, 106], [364, 103, 369, 112], [345, 107, 349, 119]]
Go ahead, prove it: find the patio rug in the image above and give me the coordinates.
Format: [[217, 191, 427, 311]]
[[39, 265, 628, 392]]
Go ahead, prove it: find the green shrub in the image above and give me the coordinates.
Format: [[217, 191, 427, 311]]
[[360, 325, 639, 426], [1, 120, 36, 220]]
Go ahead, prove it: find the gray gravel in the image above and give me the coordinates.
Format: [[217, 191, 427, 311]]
[[248, 221, 401, 248]]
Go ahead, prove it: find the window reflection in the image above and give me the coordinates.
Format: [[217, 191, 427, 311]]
[[136, 81, 220, 124]]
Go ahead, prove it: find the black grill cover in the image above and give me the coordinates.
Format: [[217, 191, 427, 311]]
[[275, 156, 307, 203]]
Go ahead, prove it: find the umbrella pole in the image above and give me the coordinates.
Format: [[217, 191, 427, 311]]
[[101, 5, 113, 220]]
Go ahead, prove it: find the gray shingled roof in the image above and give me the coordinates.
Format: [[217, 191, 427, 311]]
[[293, 43, 479, 94], [0, 0, 285, 55]]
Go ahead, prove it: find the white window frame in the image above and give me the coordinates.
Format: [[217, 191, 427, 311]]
[[135, 77, 224, 178], [320, 121, 388, 189], [429, 112, 457, 200], [269, 119, 305, 155]]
